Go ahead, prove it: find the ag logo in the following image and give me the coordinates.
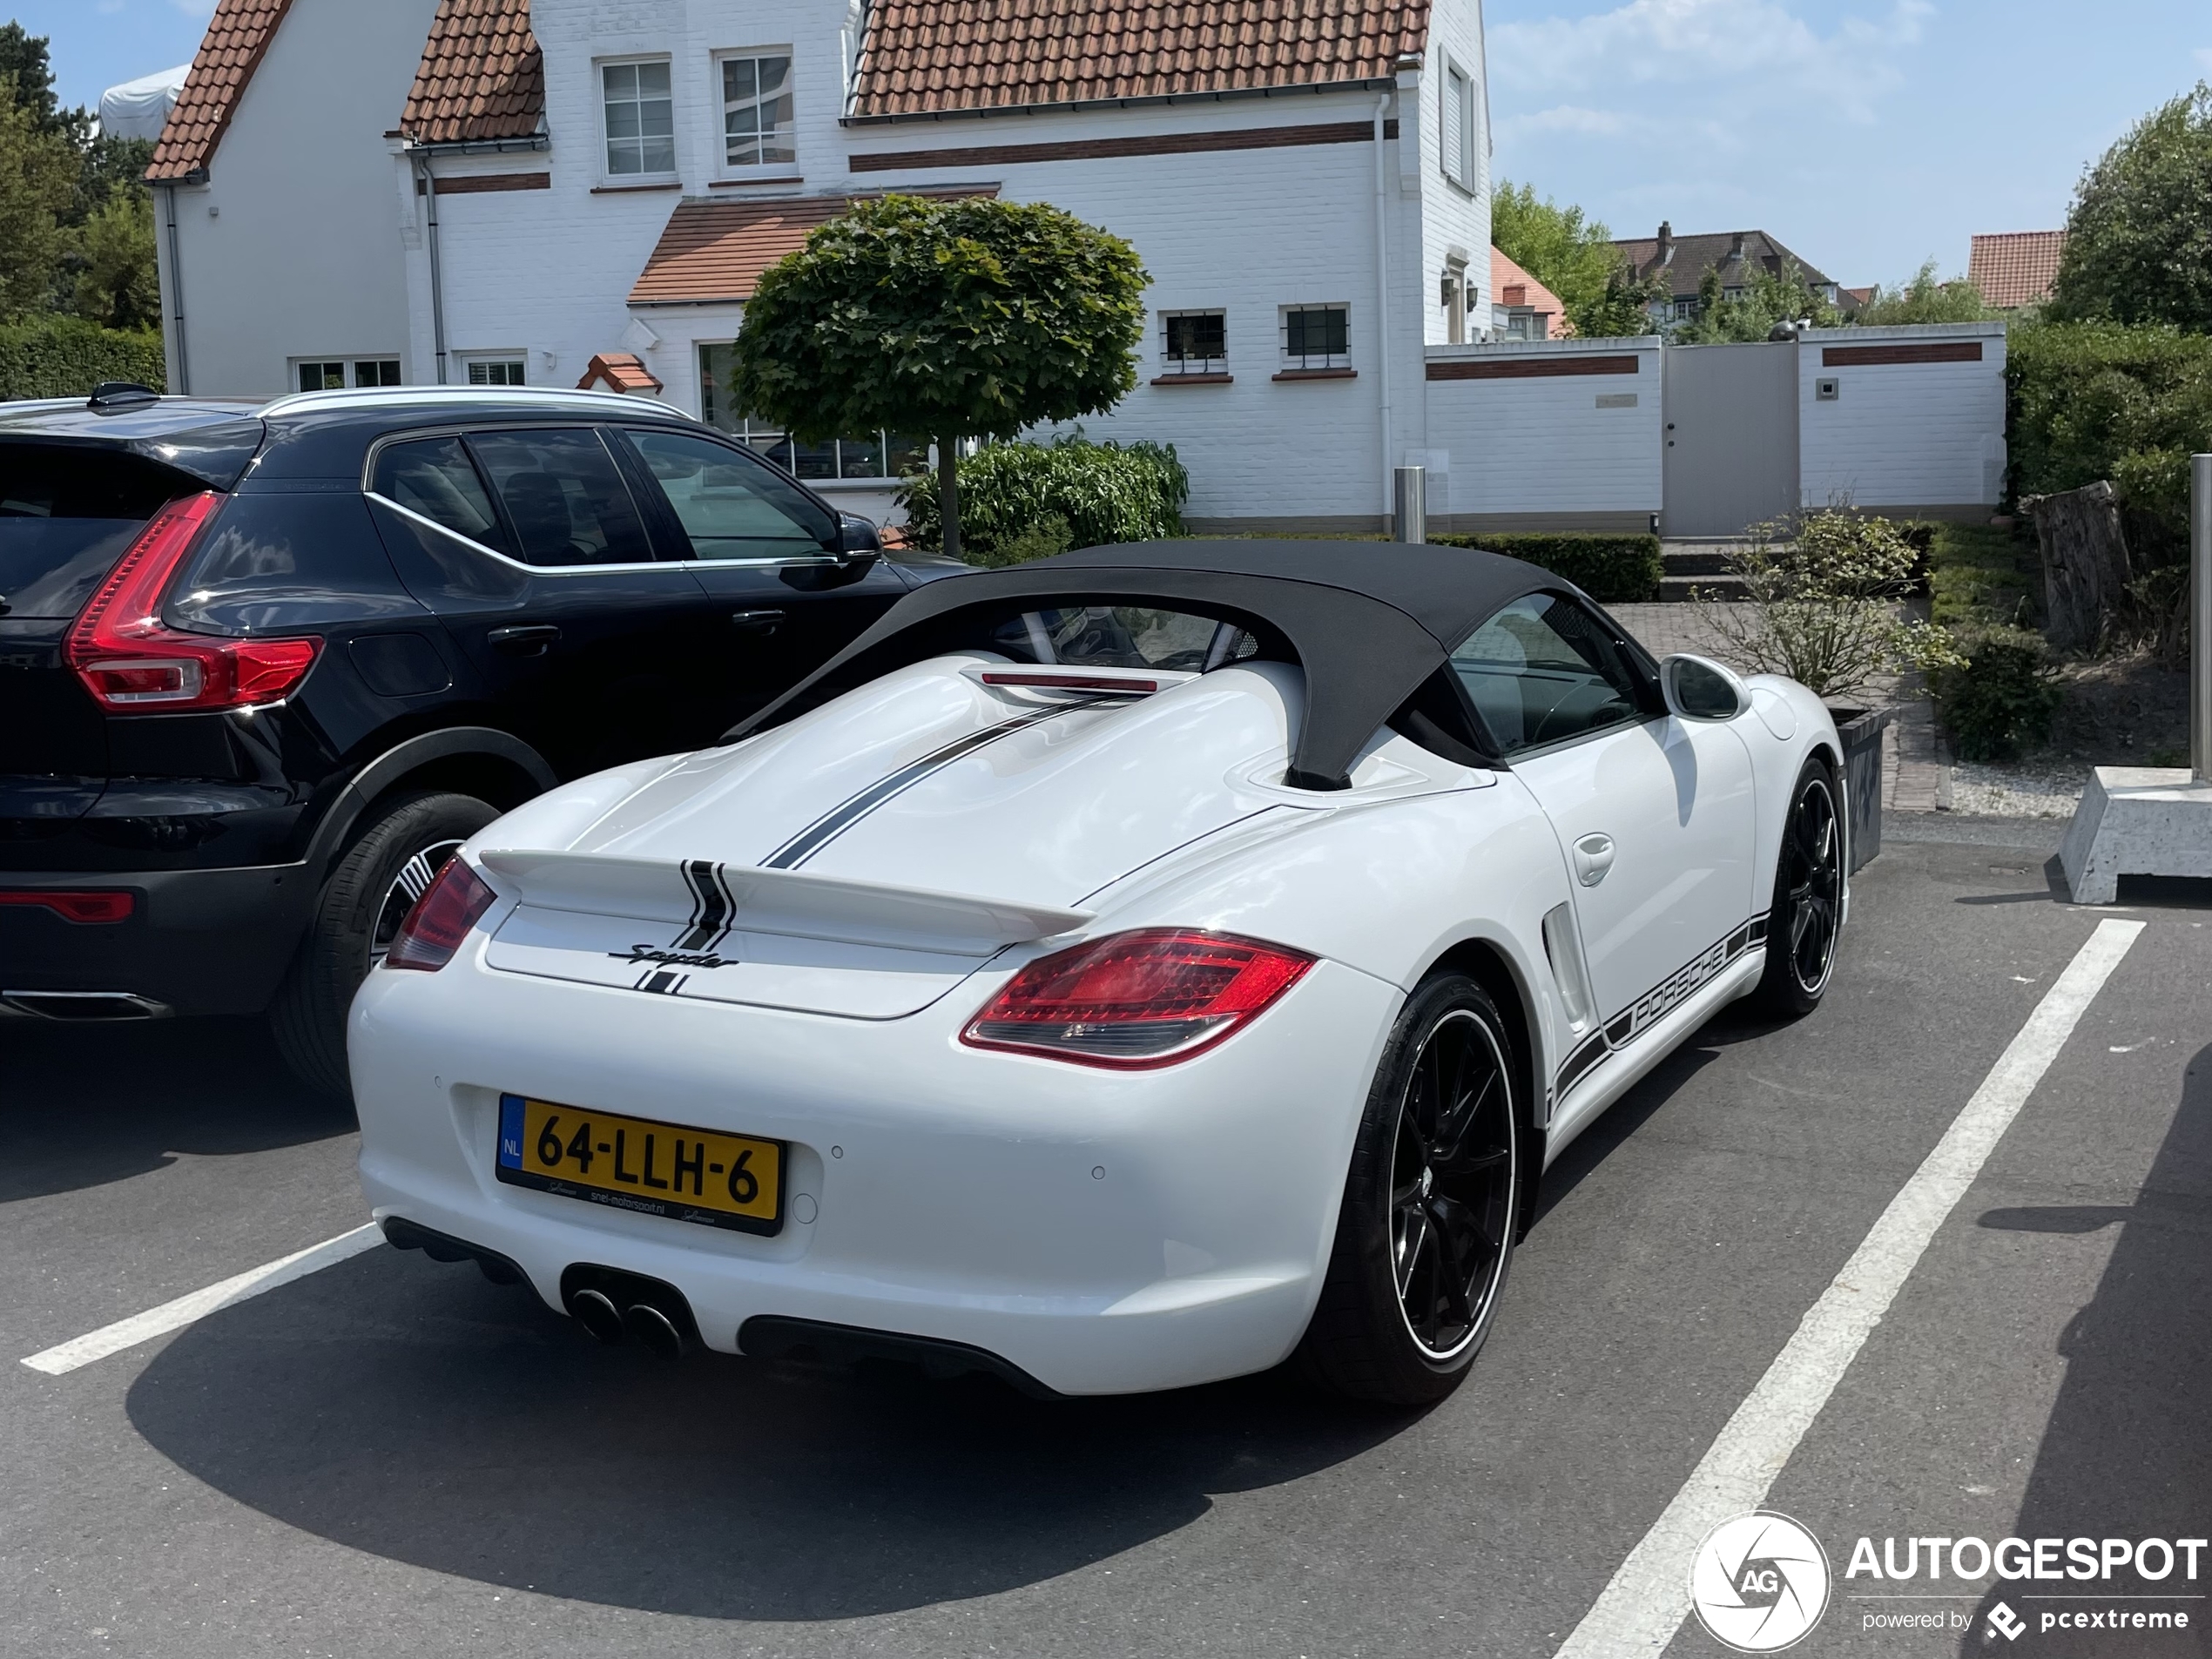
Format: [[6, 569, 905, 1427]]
[[1689, 1511, 1832, 1652]]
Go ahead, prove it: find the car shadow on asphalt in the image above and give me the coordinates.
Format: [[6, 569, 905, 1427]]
[[124, 1246, 1414, 1621], [1956, 1042, 2212, 1656], [0, 1016, 353, 1204]]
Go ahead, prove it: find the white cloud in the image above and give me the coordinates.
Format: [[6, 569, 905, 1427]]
[[1498, 103, 1635, 138], [1491, 0, 1935, 124]]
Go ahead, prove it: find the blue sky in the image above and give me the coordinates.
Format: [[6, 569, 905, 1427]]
[[17, 0, 2212, 291]]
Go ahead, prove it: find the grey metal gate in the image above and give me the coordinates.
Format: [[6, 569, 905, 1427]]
[[1661, 341, 1800, 537]]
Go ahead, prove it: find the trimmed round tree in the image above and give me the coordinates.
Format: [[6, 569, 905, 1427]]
[[729, 194, 1148, 559]]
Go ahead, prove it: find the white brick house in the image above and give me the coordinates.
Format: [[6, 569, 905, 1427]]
[[147, 0, 1504, 533]]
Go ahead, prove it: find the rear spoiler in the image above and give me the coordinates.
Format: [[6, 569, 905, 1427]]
[[475, 850, 1092, 955]]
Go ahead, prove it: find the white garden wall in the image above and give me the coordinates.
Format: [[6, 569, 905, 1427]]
[[1796, 322, 2008, 517]]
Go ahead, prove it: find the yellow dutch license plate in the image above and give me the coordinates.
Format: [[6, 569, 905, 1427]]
[[496, 1094, 784, 1236]]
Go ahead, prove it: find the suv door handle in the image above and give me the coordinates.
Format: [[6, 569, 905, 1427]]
[[1573, 833, 1616, 887], [487, 624, 561, 657], [729, 609, 786, 636]]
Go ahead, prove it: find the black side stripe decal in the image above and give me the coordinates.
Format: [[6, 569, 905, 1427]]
[[760, 702, 1098, 871], [1554, 914, 1766, 1094]]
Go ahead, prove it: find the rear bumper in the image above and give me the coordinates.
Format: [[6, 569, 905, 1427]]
[[0, 862, 319, 1018], [350, 947, 1399, 1395]]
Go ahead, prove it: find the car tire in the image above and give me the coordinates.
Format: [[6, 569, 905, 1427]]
[[1297, 974, 1521, 1406], [1750, 757, 1845, 1020], [271, 790, 498, 1098]]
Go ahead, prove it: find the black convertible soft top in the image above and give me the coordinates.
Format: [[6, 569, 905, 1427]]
[[732, 540, 1581, 790]]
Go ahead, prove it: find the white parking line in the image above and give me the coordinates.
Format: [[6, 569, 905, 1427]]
[[1551, 917, 2147, 1659], [20, 1224, 383, 1378]]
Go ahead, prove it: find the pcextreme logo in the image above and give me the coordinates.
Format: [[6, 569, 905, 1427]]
[[1690, 1512, 1833, 1653]]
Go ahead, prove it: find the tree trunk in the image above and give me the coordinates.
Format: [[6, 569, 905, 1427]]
[[937, 436, 961, 563], [2026, 480, 2132, 652]]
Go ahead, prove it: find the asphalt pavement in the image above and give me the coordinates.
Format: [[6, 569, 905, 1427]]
[[3, 816, 2206, 1659]]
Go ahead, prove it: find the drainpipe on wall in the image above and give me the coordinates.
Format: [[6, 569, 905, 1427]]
[[159, 184, 190, 395], [1373, 91, 1394, 533], [411, 150, 450, 384]]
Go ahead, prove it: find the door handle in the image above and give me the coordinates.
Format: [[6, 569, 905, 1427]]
[[487, 624, 561, 658], [1573, 833, 1616, 887], [729, 609, 786, 636]]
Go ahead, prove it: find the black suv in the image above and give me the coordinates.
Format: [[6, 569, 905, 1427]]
[[1, 384, 952, 1093]]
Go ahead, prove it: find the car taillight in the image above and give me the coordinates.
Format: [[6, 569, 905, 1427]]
[[0, 891, 135, 924], [384, 858, 497, 972], [961, 928, 1314, 1069], [64, 491, 321, 713]]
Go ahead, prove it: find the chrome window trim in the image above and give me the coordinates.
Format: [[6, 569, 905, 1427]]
[[364, 492, 841, 577]]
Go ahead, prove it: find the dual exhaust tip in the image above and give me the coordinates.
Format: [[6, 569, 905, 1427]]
[[560, 1265, 698, 1359]]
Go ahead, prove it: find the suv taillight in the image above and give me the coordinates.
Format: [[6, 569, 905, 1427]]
[[64, 492, 321, 713], [961, 929, 1314, 1069], [384, 858, 497, 972]]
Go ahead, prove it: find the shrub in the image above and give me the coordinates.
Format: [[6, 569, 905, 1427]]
[[2007, 320, 2212, 565], [1426, 532, 1663, 603], [1692, 509, 1963, 702], [1932, 627, 2063, 761], [0, 312, 164, 400], [898, 435, 1189, 561], [968, 513, 1074, 570], [1919, 521, 2039, 631]]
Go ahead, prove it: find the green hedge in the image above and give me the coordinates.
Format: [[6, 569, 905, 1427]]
[[1427, 532, 1664, 603], [898, 435, 1190, 563], [2008, 321, 2212, 564], [0, 315, 165, 402]]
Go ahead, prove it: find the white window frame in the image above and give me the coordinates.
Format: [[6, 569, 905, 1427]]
[[461, 354, 529, 388], [712, 48, 798, 179], [1279, 303, 1352, 371], [1441, 61, 1476, 192], [598, 56, 678, 184], [1159, 309, 1227, 376]]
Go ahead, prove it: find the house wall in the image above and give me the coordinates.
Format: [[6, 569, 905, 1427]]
[[1418, 0, 1492, 341], [157, 0, 442, 396], [1796, 321, 2009, 517], [1421, 340, 1663, 532]]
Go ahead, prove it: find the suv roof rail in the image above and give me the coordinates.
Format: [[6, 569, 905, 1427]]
[[88, 381, 164, 411], [259, 385, 701, 421]]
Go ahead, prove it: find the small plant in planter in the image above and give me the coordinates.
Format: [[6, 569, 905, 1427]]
[[1696, 509, 1965, 704]]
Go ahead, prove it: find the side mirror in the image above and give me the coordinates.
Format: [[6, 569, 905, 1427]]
[[1660, 653, 1747, 722], [834, 514, 883, 566]]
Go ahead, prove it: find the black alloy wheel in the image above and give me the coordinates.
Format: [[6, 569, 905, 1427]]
[[1298, 974, 1521, 1406], [1754, 759, 1844, 1017]]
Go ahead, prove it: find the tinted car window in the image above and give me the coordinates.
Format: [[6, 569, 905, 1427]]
[[621, 428, 833, 560], [0, 445, 197, 619], [1449, 594, 1644, 755], [988, 606, 1256, 672], [372, 437, 509, 555], [466, 429, 654, 568]]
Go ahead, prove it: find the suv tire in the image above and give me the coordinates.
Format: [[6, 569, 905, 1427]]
[[272, 791, 498, 1097]]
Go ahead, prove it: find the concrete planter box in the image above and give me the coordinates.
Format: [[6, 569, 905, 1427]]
[[1827, 705, 1894, 874]]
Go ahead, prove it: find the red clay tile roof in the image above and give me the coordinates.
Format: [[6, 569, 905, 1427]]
[[1490, 246, 1570, 334], [401, 0, 543, 144], [145, 0, 296, 182], [850, 0, 1432, 118], [577, 354, 664, 394], [629, 191, 997, 305], [1968, 231, 2064, 310]]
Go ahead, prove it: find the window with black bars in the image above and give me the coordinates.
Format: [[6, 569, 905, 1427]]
[[1161, 311, 1226, 374], [1281, 306, 1351, 369]]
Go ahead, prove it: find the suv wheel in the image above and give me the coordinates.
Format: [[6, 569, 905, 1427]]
[[272, 791, 497, 1097]]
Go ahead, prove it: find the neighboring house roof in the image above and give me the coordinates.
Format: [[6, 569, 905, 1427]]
[[145, 0, 296, 182], [849, 0, 1431, 119], [629, 197, 880, 307], [1489, 247, 1572, 335], [629, 190, 997, 306], [1610, 223, 1836, 300], [1968, 231, 2065, 310], [577, 353, 664, 395], [401, 0, 543, 144], [1839, 285, 1876, 313]]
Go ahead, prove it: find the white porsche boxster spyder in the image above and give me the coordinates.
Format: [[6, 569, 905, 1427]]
[[352, 541, 1847, 1405]]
